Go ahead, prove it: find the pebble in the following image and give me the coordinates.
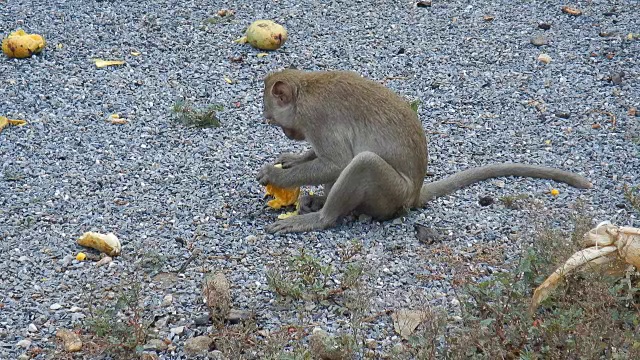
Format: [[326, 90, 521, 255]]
[[49, 303, 62, 310], [15, 340, 31, 349], [184, 336, 213, 355], [530, 36, 548, 46], [27, 324, 37, 333]]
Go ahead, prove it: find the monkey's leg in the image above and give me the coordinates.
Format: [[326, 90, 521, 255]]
[[266, 152, 411, 233]]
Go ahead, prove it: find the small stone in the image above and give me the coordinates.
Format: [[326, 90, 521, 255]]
[[599, 31, 616, 37], [95, 256, 112, 267], [208, 350, 225, 359], [416, 1, 431, 8], [537, 53, 552, 64], [366, 339, 377, 349], [538, 23, 551, 30], [530, 36, 548, 47], [50, 303, 62, 310], [611, 72, 624, 85], [414, 224, 442, 245], [170, 326, 185, 335], [194, 314, 211, 326], [18, 256, 29, 262], [69, 306, 82, 312], [144, 339, 168, 351], [140, 354, 159, 360], [227, 309, 251, 324], [162, 294, 173, 307], [478, 196, 494, 206], [244, 235, 258, 243], [184, 336, 213, 355], [16, 339, 31, 348], [18, 354, 30, 360], [555, 111, 571, 119], [28, 324, 37, 332]]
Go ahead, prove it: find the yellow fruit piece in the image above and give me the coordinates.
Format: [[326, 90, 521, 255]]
[[0, 116, 27, 134], [278, 210, 298, 219], [2, 29, 46, 59], [245, 20, 287, 51], [77, 231, 122, 256], [93, 59, 126, 68], [257, 53, 269, 58], [264, 163, 300, 209], [76, 252, 87, 261], [130, 51, 141, 56], [550, 189, 560, 196], [265, 184, 300, 209]]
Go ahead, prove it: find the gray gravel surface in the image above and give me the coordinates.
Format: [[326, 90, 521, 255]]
[[1, 0, 639, 358]]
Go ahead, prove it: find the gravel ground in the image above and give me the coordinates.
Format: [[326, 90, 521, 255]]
[[1, 0, 639, 358]]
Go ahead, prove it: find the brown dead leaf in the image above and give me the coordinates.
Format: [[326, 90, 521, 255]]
[[592, 123, 601, 129], [483, 15, 495, 21], [392, 309, 429, 339]]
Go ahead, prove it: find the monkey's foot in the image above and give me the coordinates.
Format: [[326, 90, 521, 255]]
[[266, 212, 333, 234], [298, 195, 326, 215]]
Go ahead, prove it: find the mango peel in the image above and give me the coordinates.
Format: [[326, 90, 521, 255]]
[[265, 164, 300, 209], [2, 29, 46, 59], [77, 232, 121, 257], [244, 20, 287, 51]]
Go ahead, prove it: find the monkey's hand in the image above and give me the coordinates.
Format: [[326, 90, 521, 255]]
[[257, 164, 283, 186], [275, 149, 316, 168], [266, 212, 333, 234]]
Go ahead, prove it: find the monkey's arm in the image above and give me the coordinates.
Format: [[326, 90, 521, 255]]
[[257, 157, 342, 188], [275, 149, 317, 168]]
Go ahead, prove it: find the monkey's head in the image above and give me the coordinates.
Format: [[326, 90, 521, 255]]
[[263, 70, 305, 141]]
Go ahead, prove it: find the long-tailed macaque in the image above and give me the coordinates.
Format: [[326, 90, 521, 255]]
[[257, 69, 592, 234]]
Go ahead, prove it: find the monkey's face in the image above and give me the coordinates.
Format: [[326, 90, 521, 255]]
[[263, 78, 305, 141]]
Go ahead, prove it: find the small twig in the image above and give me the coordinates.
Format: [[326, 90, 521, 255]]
[[381, 76, 408, 84], [361, 309, 393, 323], [176, 249, 201, 273], [589, 109, 617, 127], [441, 120, 475, 129]]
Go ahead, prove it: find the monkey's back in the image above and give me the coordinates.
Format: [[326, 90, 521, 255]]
[[295, 70, 428, 204]]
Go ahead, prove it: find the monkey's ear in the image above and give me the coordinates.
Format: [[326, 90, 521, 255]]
[[271, 81, 294, 105]]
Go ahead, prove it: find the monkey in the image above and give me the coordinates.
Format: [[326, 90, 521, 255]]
[[256, 69, 593, 234]]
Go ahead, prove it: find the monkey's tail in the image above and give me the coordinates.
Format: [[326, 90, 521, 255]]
[[419, 163, 593, 205]]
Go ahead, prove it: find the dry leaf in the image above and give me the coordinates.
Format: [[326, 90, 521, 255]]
[[483, 15, 495, 21], [94, 59, 126, 68], [392, 310, 429, 339], [591, 123, 601, 129]]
